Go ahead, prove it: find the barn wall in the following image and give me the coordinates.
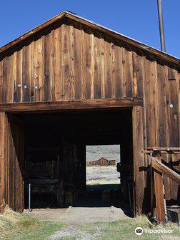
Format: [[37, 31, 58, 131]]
[[0, 19, 144, 104], [0, 18, 180, 211], [0, 20, 179, 150]]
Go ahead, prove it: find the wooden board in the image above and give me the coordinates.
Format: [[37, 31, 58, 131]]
[[154, 170, 166, 224], [0, 98, 143, 113], [0, 114, 25, 212], [133, 106, 144, 215], [0, 113, 6, 212]]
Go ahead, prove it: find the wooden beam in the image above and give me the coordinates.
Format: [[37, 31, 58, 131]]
[[0, 98, 143, 113], [147, 147, 180, 152], [133, 106, 144, 215], [152, 157, 180, 185], [0, 113, 7, 213], [154, 169, 166, 224]]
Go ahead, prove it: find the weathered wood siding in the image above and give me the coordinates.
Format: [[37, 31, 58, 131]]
[[0, 18, 180, 212], [0, 114, 24, 212], [0, 20, 143, 103], [0, 20, 179, 150]]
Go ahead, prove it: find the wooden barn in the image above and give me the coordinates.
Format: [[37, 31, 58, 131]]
[[87, 157, 116, 166], [0, 11, 180, 223]]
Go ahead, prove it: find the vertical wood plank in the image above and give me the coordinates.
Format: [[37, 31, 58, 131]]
[[94, 33, 102, 99], [62, 24, 71, 101], [54, 27, 62, 101], [132, 51, 139, 97], [22, 45, 31, 102], [69, 25, 75, 100], [2, 57, 8, 103], [49, 31, 55, 101], [156, 63, 167, 147], [126, 49, 133, 97], [6, 56, 13, 103], [144, 59, 157, 147], [84, 30, 92, 99], [74, 24, 82, 100], [0, 61, 3, 103], [104, 37, 112, 98], [154, 170, 166, 223], [38, 37, 44, 102], [90, 32, 95, 99], [0, 113, 6, 212], [166, 68, 179, 147], [44, 33, 51, 101], [133, 106, 144, 215], [16, 50, 23, 103], [115, 44, 123, 98]]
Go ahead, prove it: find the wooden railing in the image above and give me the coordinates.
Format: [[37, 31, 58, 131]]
[[152, 157, 180, 184], [149, 154, 180, 224]]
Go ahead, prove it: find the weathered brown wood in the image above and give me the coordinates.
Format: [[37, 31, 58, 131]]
[[44, 33, 51, 102], [152, 157, 180, 185], [0, 98, 142, 113], [147, 147, 180, 152], [54, 27, 62, 101], [104, 37, 112, 98], [133, 106, 144, 215], [0, 11, 179, 67], [73, 24, 82, 100], [0, 11, 180, 217], [4, 115, 25, 212], [154, 169, 166, 224], [0, 113, 6, 212]]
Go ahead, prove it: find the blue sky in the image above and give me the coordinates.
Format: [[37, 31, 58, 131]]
[[0, 1, 179, 58]]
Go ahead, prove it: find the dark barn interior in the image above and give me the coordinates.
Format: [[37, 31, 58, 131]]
[[11, 109, 133, 212]]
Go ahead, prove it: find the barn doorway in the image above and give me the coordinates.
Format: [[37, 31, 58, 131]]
[[82, 145, 121, 207], [8, 108, 134, 214]]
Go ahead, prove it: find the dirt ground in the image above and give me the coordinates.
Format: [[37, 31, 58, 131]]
[[25, 206, 130, 224], [86, 166, 120, 185]]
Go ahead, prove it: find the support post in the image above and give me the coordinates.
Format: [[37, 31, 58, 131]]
[[133, 106, 144, 215], [154, 170, 166, 223], [0, 113, 7, 213]]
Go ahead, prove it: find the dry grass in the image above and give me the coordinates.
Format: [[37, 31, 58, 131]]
[[86, 166, 120, 185], [0, 206, 62, 240], [0, 207, 180, 240]]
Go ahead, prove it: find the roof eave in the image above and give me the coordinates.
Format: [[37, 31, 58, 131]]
[[0, 11, 180, 67]]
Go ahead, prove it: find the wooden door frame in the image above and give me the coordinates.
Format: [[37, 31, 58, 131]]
[[0, 98, 142, 113], [0, 100, 144, 213], [133, 106, 145, 215]]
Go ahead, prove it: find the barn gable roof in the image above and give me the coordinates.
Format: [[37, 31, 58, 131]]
[[0, 11, 180, 66]]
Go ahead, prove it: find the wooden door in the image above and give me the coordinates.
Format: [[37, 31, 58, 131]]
[[0, 113, 25, 212]]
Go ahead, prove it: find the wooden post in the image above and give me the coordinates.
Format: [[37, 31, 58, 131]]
[[154, 169, 166, 223], [0, 113, 7, 213], [133, 106, 144, 215], [152, 154, 166, 224]]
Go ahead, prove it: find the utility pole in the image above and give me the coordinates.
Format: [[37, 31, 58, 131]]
[[157, 0, 166, 52]]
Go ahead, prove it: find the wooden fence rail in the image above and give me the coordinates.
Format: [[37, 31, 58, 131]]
[[150, 156, 180, 224]]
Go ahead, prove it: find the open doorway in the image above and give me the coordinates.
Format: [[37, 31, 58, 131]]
[[83, 145, 121, 207], [86, 145, 120, 185], [7, 109, 134, 214]]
